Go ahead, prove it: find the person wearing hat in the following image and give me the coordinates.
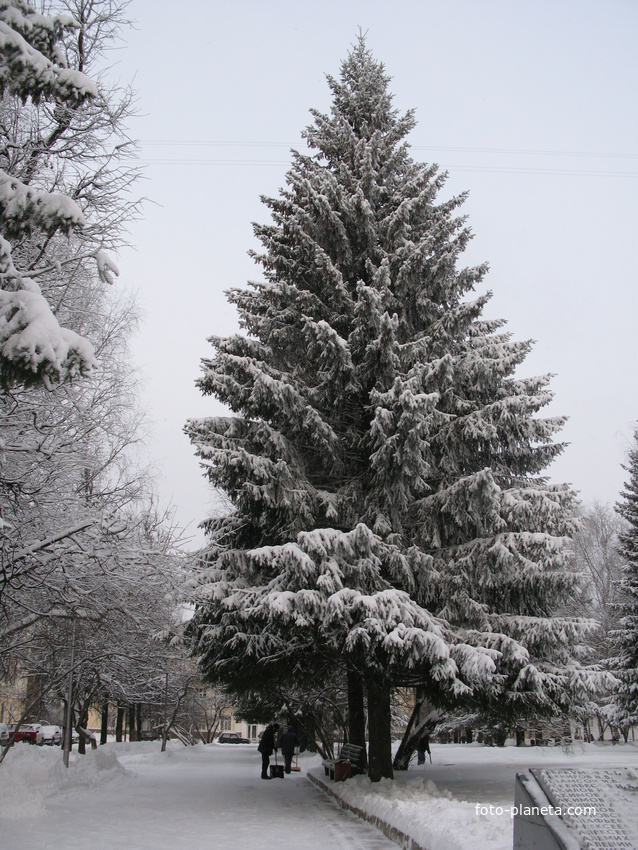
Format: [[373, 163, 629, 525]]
[[258, 722, 280, 779], [279, 725, 299, 774]]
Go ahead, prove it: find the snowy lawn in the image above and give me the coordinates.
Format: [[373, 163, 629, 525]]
[[311, 740, 638, 850], [1, 740, 636, 850]]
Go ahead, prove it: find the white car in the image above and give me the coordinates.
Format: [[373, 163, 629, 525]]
[[39, 724, 62, 746]]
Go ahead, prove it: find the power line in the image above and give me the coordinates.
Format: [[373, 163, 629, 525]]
[[132, 157, 638, 178], [139, 140, 638, 161], [140, 141, 295, 148], [137, 159, 290, 165], [448, 165, 638, 178], [416, 145, 638, 160]]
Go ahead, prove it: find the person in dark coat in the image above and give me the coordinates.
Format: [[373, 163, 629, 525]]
[[279, 725, 298, 774], [257, 722, 280, 779], [416, 733, 431, 765]]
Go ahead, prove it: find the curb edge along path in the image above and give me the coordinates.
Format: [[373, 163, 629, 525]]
[[308, 771, 428, 850]]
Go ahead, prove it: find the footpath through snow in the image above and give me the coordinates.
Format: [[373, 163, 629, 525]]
[[0, 742, 395, 850], [1, 740, 636, 850]]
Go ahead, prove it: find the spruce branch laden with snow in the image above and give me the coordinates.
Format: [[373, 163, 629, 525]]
[[0, 0, 130, 389]]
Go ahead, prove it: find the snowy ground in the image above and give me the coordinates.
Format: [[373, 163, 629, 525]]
[[1, 740, 636, 850], [0, 742, 395, 850], [400, 738, 638, 803], [311, 740, 638, 850]]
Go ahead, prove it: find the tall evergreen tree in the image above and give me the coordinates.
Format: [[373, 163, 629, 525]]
[[614, 429, 638, 728], [187, 37, 591, 780]]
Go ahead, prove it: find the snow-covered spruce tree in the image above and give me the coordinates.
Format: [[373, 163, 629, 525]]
[[613, 429, 638, 731], [187, 37, 590, 781]]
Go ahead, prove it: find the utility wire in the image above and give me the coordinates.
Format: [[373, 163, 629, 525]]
[[132, 158, 638, 178], [133, 141, 638, 176], [139, 140, 638, 160]]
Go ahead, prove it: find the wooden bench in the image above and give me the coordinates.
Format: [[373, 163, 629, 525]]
[[322, 742, 366, 780]]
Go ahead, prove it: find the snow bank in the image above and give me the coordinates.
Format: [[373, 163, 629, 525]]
[[309, 768, 512, 850], [0, 744, 129, 819]]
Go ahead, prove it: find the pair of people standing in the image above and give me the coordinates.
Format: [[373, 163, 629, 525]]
[[258, 723, 298, 778]]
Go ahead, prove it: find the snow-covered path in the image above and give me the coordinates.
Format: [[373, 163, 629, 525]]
[[1, 743, 397, 850]]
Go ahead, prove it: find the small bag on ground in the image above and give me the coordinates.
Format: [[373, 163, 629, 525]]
[[334, 760, 352, 782]]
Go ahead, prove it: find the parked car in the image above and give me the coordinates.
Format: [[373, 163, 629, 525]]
[[8, 723, 43, 745], [0, 723, 9, 747], [39, 725, 62, 746], [217, 732, 250, 744]]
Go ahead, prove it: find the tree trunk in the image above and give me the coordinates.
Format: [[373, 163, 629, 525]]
[[494, 728, 507, 747], [347, 669, 367, 769], [136, 703, 142, 741], [295, 712, 317, 754], [115, 703, 124, 742], [128, 704, 136, 742], [100, 700, 108, 745], [366, 677, 393, 782], [61, 698, 72, 754], [595, 713, 608, 741], [393, 686, 425, 770], [25, 675, 44, 721], [77, 703, 88, 755]]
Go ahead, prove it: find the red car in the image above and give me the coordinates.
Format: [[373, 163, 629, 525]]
[[8, 723, 43, 745]]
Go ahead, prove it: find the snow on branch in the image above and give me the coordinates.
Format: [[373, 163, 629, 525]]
[[95, 251, 119, 285], [0, 278, 97, 387], [0, 169, 85, 239], [11, 518, 96, 563], [0, 2, 97, 105]]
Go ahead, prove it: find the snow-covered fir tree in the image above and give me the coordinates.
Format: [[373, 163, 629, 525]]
[[187, 37, 593, 780], [613, 428, 638, 730]]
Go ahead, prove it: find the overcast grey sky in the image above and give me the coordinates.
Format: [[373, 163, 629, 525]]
[[114, 0, 638, 545]]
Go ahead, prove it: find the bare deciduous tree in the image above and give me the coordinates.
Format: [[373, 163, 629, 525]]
[[0, 3, 197, 762]]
